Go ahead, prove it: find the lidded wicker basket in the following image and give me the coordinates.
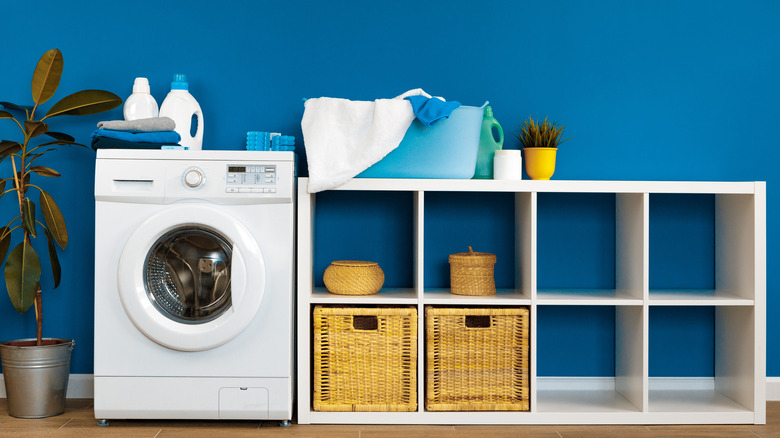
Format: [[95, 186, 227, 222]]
[[448, 246, 496, 296], [323, 260, 385, 295]]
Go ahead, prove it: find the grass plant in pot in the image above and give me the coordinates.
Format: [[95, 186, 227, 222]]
[[0, 49, 121, 418], [514, 116, 572, 180]]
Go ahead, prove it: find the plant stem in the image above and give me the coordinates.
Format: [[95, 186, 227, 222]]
[[34, 285, 42, 346]]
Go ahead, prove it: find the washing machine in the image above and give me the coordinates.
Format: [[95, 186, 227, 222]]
[[93, 149, 294, 422]]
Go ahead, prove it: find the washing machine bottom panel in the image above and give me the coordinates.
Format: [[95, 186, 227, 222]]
[[94, 377, 291, 420]]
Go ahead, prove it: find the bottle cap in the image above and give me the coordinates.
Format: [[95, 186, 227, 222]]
[[483, 105, 493, 118], [171, 74, 189, 90], [132, 77, 151, 93]]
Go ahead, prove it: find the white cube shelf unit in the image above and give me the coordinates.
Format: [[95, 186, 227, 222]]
[[296, 178, 766, 425]]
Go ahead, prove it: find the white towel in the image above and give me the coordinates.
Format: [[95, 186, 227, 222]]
[[301, 89, 432, 193]]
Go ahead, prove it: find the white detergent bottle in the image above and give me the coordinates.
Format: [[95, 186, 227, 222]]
[[159, 74, 204, 150], [123, 77, 159, 121]]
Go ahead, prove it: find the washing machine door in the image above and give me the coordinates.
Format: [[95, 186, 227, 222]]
[[117, 204, 265, 351]]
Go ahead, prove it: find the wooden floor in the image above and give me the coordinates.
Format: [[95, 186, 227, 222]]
[[1, 400, 780, 437]]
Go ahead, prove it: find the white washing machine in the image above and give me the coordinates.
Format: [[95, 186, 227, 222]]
[[93, 150, 294, 422]]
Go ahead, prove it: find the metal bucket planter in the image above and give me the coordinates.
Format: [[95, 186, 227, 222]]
[[0, 338, 74, 418]]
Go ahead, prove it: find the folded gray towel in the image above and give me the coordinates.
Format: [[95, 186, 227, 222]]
[[97, 117, 176, 132]]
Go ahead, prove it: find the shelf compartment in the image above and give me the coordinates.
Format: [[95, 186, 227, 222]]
[[423, 192, 518, 293], [313, 190, 416, 293], [537, 193, 645, 301], [537, 305, 646, 412], [649, 193, 757, 303], [648, 306, 758, 415]]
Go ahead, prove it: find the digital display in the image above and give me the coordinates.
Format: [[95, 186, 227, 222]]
[[226, 164, 277, 190]]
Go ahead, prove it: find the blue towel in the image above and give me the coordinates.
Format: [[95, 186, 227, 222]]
[[91, 129, 181, 144], [405, 95, 461, 127], [90, 137, 171, 151]]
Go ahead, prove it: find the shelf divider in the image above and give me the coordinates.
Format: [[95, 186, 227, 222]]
[[516, 192, 536, 300], [615, 305, 648, 412], [715, 193, 756, 300], [616, 193, 647, 301]]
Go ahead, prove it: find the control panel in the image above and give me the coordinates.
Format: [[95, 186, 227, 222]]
[[225, 164, 277, 193]]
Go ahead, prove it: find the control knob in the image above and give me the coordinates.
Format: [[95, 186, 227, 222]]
[[183, 167, 204, 188]]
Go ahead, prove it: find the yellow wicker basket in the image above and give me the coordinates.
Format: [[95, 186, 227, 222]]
[[313, 305, 417, 412], [323, 260, 385, 295], [425, 306, 530, 411], [448, 246, 497, 295]]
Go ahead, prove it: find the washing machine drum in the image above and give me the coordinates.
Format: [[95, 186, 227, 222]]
[[145, 227, 232, 324]]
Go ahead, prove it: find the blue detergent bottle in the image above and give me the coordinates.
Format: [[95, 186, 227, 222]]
[[473, 105, 504, 179]]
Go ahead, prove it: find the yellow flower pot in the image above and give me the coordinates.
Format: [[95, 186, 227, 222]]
[[523, 147, 557, 180]]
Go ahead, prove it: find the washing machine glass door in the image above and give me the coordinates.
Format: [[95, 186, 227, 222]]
[[118, 204, 265, 352], [145, 227, 233, 324]]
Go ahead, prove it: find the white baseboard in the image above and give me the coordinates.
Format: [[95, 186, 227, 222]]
[[767, 377, 780, 401], [2, 375, 779, 401]]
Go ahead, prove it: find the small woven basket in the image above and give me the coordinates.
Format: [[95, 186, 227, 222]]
[[448, 246, 496, 296], [425, 306, 530, 411], [323, 260, 384, 295], [313, 305, 417, 412]]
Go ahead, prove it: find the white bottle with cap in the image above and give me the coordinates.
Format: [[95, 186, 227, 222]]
[[123, 77, 159, 121], [159, 74, 204, 150]]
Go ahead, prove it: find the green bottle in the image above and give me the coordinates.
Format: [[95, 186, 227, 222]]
[[472, 105, 504, 179]]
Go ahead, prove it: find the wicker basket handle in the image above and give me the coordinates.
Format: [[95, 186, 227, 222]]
[[353, 315, 379, 331], [465, 315, 492, 328]]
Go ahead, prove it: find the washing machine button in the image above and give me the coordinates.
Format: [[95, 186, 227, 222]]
[[226, 187, 239, 193]]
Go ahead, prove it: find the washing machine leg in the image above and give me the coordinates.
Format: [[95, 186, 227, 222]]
[[279, 420, 291, 427], [97, 419, 110, 427]]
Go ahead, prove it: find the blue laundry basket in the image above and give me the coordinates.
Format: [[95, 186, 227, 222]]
[[357, 103, 486, 179]]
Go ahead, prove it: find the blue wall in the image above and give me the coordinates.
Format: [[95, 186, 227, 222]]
[[1, 1, 778, 376]]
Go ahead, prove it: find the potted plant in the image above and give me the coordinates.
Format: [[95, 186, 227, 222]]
[[514, 116, 572, 180], [0, 49, 121, 418]]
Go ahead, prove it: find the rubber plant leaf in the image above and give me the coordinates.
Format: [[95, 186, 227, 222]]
[[24, 120, 49, 138], [30, 166, 61, 178], [40, 190, 67, 249], [0, 226, 10, 264], [36, 140, 88, 149], [45, 131, 75, 142], [0, 101, 33, 112], [31, 48, 63, 105], [0, 110, 13, 119], [4, 241, 41, 314], [0, 140, 22, 157], [43, 90, 122, 118], [22, 198, 36, 238], [44, 229, 61, 289]]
